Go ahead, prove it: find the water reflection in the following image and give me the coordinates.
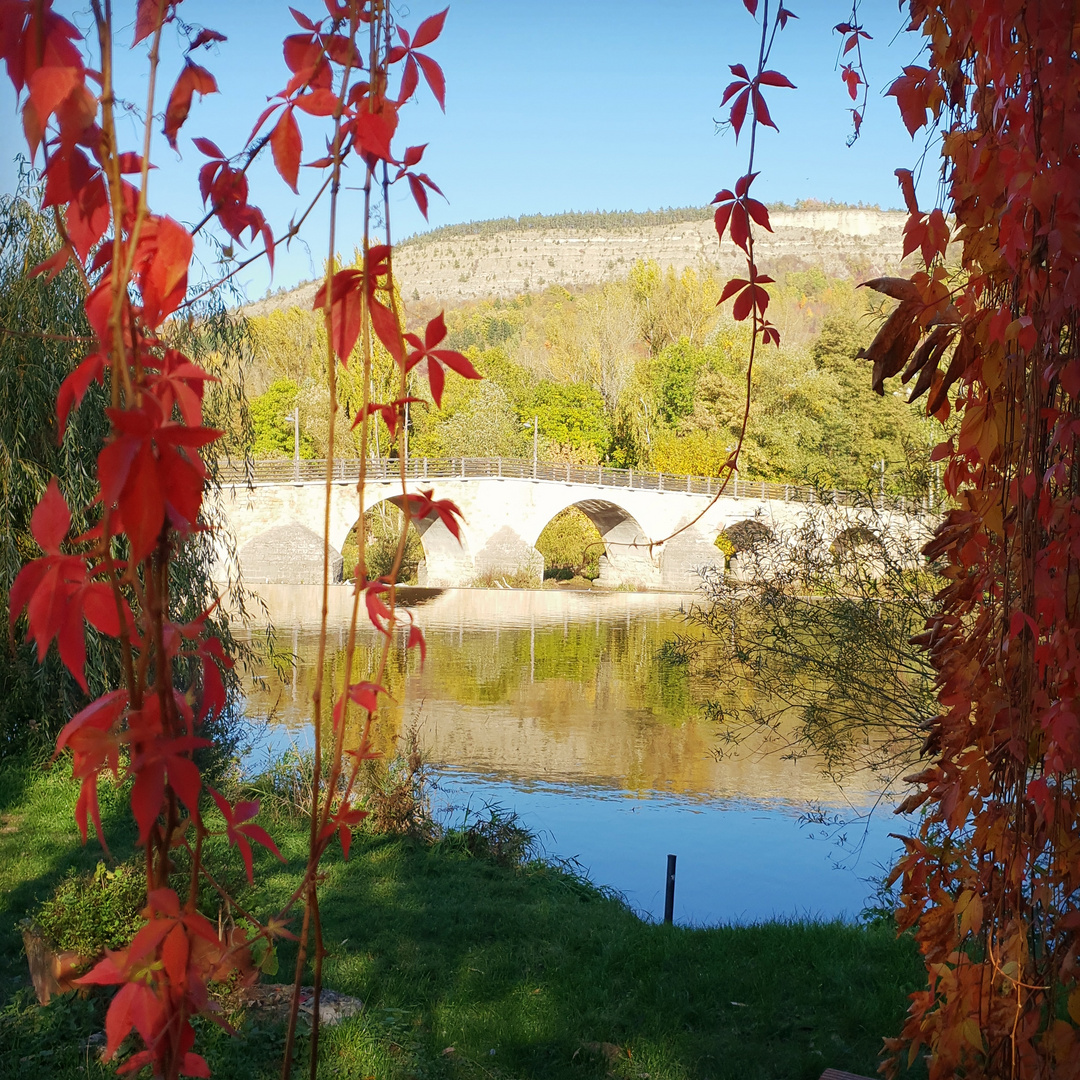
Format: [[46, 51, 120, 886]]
[[236, 585, 901, 923]]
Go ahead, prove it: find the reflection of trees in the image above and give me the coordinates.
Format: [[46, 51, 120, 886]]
[[686, 503, 938, 786], [243, 606, 706, 745]]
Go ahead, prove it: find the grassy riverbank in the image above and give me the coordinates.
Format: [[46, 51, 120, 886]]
[[1, 763, 924, 1080]]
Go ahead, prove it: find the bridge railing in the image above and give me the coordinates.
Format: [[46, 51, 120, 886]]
[[215, 456, 930, 514]]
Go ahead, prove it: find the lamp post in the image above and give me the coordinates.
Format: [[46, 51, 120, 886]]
[[874, 458, 886, 508], [523, 416, 538, 478], [286, 407, 300, 479]]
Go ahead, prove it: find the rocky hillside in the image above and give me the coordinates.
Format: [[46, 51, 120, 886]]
[[242, 205, 907, 317]]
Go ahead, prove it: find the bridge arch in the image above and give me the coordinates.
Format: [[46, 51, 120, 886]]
[[341, 494, 476, 587], [339, 499, 427, 583], [528, 497, 660, 589], [239, 522, 344, 585], [830, 523, 882, 555], [830, 523, 887, 577], [718, 517, 777, 580]]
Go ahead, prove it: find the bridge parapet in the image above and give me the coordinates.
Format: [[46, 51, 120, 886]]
[[216, 456, 933, 515]]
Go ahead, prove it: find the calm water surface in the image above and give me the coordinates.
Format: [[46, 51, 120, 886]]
[[237, 585, 904, 926]]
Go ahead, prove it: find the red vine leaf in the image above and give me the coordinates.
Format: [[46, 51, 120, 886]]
[[270, 107, 302, 192], [403, 312, 480, 406], [209, 789, 283, 885], [163, 62, 218, 150], [313, 268, 364, 362]]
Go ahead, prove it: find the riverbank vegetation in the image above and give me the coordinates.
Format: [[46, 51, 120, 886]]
[[1, 759, 925, 1080], [678, 500, 940, 788]]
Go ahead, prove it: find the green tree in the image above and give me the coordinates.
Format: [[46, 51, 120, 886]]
[[411, 380, 528, 458], [524, 381, 610, 463], [249, 379, 317, 458]]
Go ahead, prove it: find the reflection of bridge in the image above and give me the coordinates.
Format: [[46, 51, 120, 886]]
[[212, 457, 930, 589]]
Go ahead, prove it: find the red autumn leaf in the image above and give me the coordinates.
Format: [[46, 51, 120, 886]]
[[751, 86, 776, 129], [403, 311, 481, 406], [27, 64, 79, 125], [719, 273, 773, 322], [406, 171, 443, 220], [103, 980, 165, 1061], [841, 63, 862, 100], [161, 922, 189, 991], [149, 349, 215, 428], [390, 11, 448, 109], [270, 107, 302, 192], [66, 172, 109, 261], [414, 53, 446, 110], [163, 62, 218, 150], [757, 70, 795, 89], [887, 65, 933, 138], [130, 730, 211, 844], [321, 802, 368, 860], [30, 477, 70, 553], [411, 8, 448, 48], [192, 136, 224, 158], [349, 680, 386, 713], [313, 268, 364, 362], [400, 488, 464, 542], [8, 482, 126, 690], [369, 292, 406, 364], [29, 243, 73, 282], [283, 32, 321, 75], [134, 0, 170, 45], [295, 88, 338, 116], [356, 397, 422, 437], [97, 406, 163, 562], [407, 621, 426, 666], [290, 6, 318, 31], [352, 110, 395, 163], [135, 215, 193, 326], [363, 580, 394, 634], [209, 788, 283, 884], [188, 28, 226, 51], [54, 690, 127, 844]]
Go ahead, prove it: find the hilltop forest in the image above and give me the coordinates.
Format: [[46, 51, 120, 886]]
[[236, 251, 939, 502]]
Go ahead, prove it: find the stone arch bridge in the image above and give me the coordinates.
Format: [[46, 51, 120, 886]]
[[212, 457, 931, 590]]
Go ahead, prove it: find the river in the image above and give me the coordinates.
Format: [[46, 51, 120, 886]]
[[236, 585, 905, 926]]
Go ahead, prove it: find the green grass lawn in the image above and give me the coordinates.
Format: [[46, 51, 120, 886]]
[[0, 761, 925, 1080]]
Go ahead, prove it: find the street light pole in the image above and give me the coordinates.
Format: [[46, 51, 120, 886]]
[[286, 408, 299, 480], [532, 414, 538, 479]]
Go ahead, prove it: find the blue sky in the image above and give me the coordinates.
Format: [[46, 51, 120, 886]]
[[1, 1, 933, 301]]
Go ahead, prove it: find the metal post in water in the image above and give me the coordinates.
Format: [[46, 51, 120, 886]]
[[664, 854, 677, 924]]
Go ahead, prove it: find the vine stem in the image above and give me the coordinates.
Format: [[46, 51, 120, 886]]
[[280, 3, 363, 1074]]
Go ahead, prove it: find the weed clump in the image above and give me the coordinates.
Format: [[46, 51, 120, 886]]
[[439, 804, 536, 867], [29, 861, 145, 957], [360, 725, 439, 843]]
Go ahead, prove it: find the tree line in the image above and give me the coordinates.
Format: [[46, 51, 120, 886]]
[[238, 258, 941, 501]]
